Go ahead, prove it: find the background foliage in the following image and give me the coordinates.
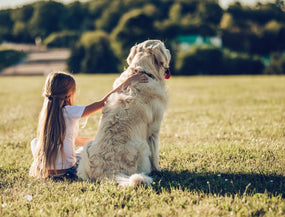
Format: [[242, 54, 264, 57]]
[[0, 48, 25, 71], [68, 30, 119, 74], [0, 0, 284, 75]]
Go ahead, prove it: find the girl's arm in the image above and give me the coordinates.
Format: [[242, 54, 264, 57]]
[[81, 73, 147, 118], [75, 137, 94, 146]]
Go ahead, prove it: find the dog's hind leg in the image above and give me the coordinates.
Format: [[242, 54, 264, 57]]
[[76, 140, 93, 180]]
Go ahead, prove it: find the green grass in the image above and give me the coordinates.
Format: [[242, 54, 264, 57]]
[[0, 75, 284, 216]]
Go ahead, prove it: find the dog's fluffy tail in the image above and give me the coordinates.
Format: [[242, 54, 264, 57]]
[[115, 173, 153, 187]]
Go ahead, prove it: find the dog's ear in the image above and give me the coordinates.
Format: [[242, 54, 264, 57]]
[[152, 43, 171, 69], [127, 44, 138, 65]]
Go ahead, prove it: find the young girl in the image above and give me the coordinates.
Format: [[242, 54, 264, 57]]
[[29, 71, 147, 179]]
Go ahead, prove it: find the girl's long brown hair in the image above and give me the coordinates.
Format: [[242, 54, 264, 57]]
[[30, 71, 76, 178]]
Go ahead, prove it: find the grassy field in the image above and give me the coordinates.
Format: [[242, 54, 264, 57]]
[[0, 75, 284, 216]]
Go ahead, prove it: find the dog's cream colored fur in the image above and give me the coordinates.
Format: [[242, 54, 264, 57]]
[[77, 40, 171, 186]]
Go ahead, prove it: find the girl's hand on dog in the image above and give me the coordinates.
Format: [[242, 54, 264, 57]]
[[101, 73, 148, 103], [122, 73, 148, 90]]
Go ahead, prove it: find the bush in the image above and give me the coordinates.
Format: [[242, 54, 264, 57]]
[[0, 48, 26, 70], [43, 31, 79, 48], [67, 30, 119, 74], [176, 46, 223, 75], [67, 44, 84, 74], [176, 46, 264, 75], [264, 52, 285, 74], [222, 54, 264, 75]]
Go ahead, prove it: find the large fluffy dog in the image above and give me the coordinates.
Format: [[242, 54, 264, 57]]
[[77, 40, 171, 186]]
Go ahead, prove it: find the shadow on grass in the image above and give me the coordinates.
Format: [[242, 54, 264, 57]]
[[150, 170, 285, 197], [51, 169, 284, 197]]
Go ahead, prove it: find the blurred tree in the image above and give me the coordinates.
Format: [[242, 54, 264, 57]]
[[28, 1, 66, 39], [222, 18, 285, 55], [265, 19, 283, 32], [221, 0, 285, 55], [228, 2, 285, 25], [179, 0, 198, 15], [11, 4, 34, 22], [10, 4, 34, 42], [158, 1, 221, 36], [95, 0, 155, 33], [95, 0, 124, 33], [264, 52, 285, 74], [197, 2, 223, 25], [176, 46, 264, 75], [111, 7, 159, 59], [222, 54, 264, 75], [1, 0, 284, 75], [68, 31, 119, 74], [261, 20, 285, 52], [169, 3, 182, 22], [63, 1, 87, 31], [43, 31, 79, 48], [176, 46, 223, 75], [155, 3, 182, 39], [219, 13, 234, 30], [88, 0, 111, 19], [0, 9, 13, 41], [67, 44, 85, 74], [12, 21, 33, 42], [226, 2, 249, 29]]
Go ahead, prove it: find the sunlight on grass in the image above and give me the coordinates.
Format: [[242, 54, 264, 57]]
[[0, 75, 284, 216]]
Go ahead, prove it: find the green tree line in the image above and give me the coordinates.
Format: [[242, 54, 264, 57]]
[[0, 0, 284, 75]]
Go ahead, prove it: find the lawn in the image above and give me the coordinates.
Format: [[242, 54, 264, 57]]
[[0, 75, 284, 216]]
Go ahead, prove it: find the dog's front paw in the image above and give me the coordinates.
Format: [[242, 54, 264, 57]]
[[152, 165, 162, 172], [150, 168, 163, 177]]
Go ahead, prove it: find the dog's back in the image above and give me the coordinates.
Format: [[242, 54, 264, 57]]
[[77, 81, 167, 184]]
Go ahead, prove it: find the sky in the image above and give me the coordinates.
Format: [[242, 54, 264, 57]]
[[0, 0, 276, 10]]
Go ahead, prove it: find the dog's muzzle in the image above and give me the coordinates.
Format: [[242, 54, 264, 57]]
[[165, 68, 171, 79]]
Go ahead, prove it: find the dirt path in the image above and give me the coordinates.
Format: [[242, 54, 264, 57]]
[[1, 43, 70, 76]]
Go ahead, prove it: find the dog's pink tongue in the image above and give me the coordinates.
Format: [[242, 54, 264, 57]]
[[165, 69, 171, 79], [165, 73, 170, 79]]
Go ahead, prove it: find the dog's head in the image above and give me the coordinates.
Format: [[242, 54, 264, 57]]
[[127, 40, 171, 81]]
